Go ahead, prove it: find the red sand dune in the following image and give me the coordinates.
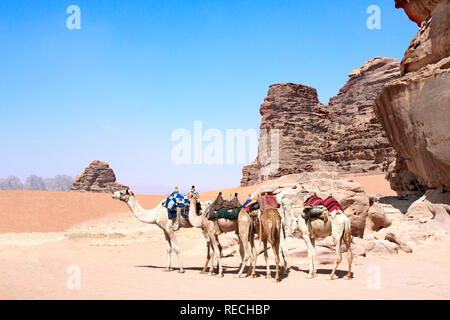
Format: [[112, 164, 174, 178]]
[[340, 174, 397, 196], [0, 191, 164, 233]]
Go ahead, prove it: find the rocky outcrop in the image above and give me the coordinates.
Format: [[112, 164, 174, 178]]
[[251, 174, 449, 258], [374, 0, 450, 192], [374, 189, 450, 250], [71, 160, 129, 193], [386, 156, 426, 195], [241, 57, 401, 186], [259, 173, 391, 238], [395, 0, 442, 26]]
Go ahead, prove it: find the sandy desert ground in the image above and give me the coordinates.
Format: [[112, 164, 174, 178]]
[[0, 174, 449, 300]]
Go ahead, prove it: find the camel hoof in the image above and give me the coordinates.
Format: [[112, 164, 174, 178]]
[[273, 278, 280, 283], [163, 268, 172, 272], [216, 274, 224, 278], [178, 269, 185, 274], [251, 274, 257, 278], [345, 275, 352, 280], [327, 275, 334, 281], [305, 274, 314, 279]]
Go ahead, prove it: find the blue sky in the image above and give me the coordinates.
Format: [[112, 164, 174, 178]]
[[0, 1, 417, 194]]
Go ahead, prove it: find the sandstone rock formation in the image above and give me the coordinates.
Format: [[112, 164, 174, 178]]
[[71, 160, 129, 193], [374, 0, 450, 192], [374, 189, 450, 251], [256, 173, 391, 238], [241, 57, 401, 186], [386, 156, 426, 195], [249, 174, 449, 260], [395, 0, 442, 27]]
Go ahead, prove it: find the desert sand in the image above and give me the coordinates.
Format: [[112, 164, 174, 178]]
[[0, 174, 449, 300]]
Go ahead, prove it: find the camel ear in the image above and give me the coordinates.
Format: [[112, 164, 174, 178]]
[[126, 189, 134, 196]]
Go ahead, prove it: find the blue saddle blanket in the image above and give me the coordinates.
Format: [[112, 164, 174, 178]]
[[164, 192, 189, 211]]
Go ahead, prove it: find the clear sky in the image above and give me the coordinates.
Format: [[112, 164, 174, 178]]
[[0, 0, 418, 194]]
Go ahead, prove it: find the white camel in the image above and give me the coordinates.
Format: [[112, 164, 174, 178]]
[[112, 189, 208, 273], [188, 195, 244, 277], [285, 194, 353, 280]]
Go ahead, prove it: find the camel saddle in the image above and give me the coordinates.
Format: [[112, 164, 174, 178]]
[[208, 193, 241, 221], [303, 195, 343, 223], [303, 206, 328, 223], [257, 194, 279, 212]]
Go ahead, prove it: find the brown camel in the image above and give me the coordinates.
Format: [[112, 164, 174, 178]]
[[237, 207, 284, 283]]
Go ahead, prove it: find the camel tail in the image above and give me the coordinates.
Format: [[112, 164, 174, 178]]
[[270, 217, 281, 246], [344, 218, 352, 244]]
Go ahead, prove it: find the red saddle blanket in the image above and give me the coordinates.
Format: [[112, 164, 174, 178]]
[[321, 196, 344, 214], [257, 195, 279, 211]]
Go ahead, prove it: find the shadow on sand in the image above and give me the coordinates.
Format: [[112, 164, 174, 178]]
[[135, 264, 351, 281], [378, 195, 421, 214]]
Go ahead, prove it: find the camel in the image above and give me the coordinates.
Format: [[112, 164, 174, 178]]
[[285, 194, 353, 280], [237, 205, 287, 282], [188, 195, 243, 278], [111, 189, 208, 273]]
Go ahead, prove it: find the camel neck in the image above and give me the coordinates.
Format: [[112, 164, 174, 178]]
[[127, 196, 156, 224], [188, 200, 203, 228]]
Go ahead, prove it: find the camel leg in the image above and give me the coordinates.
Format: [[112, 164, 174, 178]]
[[344, 220, 353, 280], [249, 233, 257, 278], [208, 245, 215, 276], [238, 237, 244, 264], [216, 235, 224, 277], [237, 228, 252, 278], [201, 237, 212, 274], [209, 232, 223, 277], [263, 240, 271, 279], [168, 230, 184, 273], [311, 237, 318, 276], [279, 242, 288, 275], [279, 225, 289, 274], [345, 237, 353, 280], [329, 234, 343, 280], [303, 235, 317, 279], [236, 243, 251, 278], [162, 231, 173, 272], [272, 239, 281, 283]]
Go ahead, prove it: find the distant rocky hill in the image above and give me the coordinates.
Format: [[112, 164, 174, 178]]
[[241, 57, 401, 186], [71, 160, 129, 193], [0, 175, 73, 191]]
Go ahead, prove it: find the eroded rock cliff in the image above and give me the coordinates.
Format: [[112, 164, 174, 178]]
[[241, 58, 401, 186], [375, 0, 450, 192]]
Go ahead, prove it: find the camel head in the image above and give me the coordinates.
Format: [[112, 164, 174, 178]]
[[112, 189, 135, 202]]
